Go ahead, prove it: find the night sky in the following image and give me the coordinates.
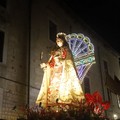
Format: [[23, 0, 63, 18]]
[[65, 0, 120, 53]]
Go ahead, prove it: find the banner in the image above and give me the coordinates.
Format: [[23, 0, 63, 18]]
[[105, 73, 120, 96]]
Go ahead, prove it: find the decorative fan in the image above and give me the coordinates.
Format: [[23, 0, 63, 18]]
[[65, 33, 95, 84]]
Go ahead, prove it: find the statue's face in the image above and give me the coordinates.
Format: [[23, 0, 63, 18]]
[[56, 38, 63, 47]]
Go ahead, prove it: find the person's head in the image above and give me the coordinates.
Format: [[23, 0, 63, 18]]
[[56, 32, 68, 48]]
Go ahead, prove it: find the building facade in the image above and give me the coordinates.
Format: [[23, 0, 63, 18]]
[[0, 0, 120, 119]]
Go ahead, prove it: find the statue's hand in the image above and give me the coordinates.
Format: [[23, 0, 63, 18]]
[[40, 63, 46, 68]]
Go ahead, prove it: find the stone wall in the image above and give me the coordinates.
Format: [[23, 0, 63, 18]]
[[0, 0, 29, 119]]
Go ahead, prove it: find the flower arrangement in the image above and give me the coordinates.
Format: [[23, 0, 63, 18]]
[[12, 91, 110, 120], [25, 91, 110, 120]]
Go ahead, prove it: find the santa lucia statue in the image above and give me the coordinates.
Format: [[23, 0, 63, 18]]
[[36, 32, 85, 107]]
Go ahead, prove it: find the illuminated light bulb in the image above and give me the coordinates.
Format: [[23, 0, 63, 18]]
[[113, 113, 118, 120]]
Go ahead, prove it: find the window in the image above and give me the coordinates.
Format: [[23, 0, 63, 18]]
[[117, 95, 120, 108], [0, 30, 4, 62], [0, 0, 7, 8], [103, 60, 108, 73], [107, 89, 112, 102], [103, 60, 112, 102], [84, 77, 90, 93], [49, 20, 57, 43]]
